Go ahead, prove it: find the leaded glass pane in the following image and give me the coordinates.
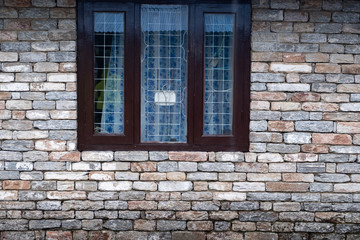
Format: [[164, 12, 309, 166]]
[[94, 13, 125, 134], [141, 5, 188, 143], [203, 14, 234, 135]]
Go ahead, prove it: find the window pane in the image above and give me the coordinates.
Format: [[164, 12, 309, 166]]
[[203, 14, 234, 135], [141, 5, 188, 143], [94, 13, 124, 134]]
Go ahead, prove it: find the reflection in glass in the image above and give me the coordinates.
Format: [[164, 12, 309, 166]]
[[141, 5, 188, 142], [203, 14, 234, 135], [93, 13, 124, 134]]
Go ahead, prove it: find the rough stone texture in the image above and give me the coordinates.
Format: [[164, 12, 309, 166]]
[[0, 0, 359, 236]]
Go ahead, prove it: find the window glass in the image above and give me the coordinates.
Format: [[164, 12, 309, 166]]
[[203, 13, 234, 135], [94, 12, 125, 134], [140, 5, 188, 143]]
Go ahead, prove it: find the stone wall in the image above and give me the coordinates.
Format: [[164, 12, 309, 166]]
[[0, 0, 360, 239]]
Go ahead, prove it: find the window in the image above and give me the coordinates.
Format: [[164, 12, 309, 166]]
[[77, 0, 251, 151]]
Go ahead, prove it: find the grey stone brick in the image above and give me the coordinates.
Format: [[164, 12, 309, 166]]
[[250, 120, 267, 132], [214, 221, 230, 231], [157, 220, 186, 231], [31, 181, 56, 191], [2, 63, 32, 72], [187, 172, 217, 181], [157, 162, 178, 172], [31, 42, 59, 51], [158, 201, 190, 211], [5, 162, 33, 171], [118, 211, 140, 219], [0, 220, 28, 230], [82, 219, 103, 230], [321, 193, 352, 203], [337, 163, 360, 173], [16, 73, 46, 82], [333, 203, 360, 212], [291, 193, 320, 202], [34, 120, 76, 129], [284, 132, 311, 144], [279, 212, 314, 221], [300, 74, 325, 83], [1, 42, 30, 52], [31, 19, 57, 30], [253, 9, 283, 21], [330, 146, 360, 154], [251, 111, 281, 120], [320, 44, 344, 53], [295, 44, 319, 52], [32, 0, 56, 7], [301, 33, 327, 43], [48, 52, 76, 62], [304, 203, 332, 212], [198, 163, 234, 172], [59, 19, 76, 30], [271, 0, 299, 9], [29, 219, 61, 229], [251, 83, 267, 91], [319, 154, 349, 163], [192, 201, 220, 211], [2, 140, 34, 151], [49, 130, 76, 140], [238, 211, 278, 221], [328, 34, 359, 44], [20, 52, 46, 62], [104, 201, 128, 210], [149, 151, 168, 161], [118, 191, 145, 201], [267, 144, 300, 153], [247, 192, 291, 201], [310, 183, 333, 192], [0, 232, 36, 240], [295, 222, 334, 233], [19, 191, 46, 201], [333, 12, 359, 23], [20, 172, 43, 180], [49, 30, 76, 41], [313, 83, 337, 92], [295, 121, 333, 132], [19, 8, 49, 18], [229, 201, 259, 210], [315, 23, 342, 33], [345, 45, 360, 54], [62, 219, 81, 229], [251, 73, 285, 82], [315, 174, 350, 183], [297, 163, 326, 173], [18, 31, 48, 41]]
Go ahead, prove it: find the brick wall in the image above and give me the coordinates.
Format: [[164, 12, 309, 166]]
[[0, 0, 360, 239]]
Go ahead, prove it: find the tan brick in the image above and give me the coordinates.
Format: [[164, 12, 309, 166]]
[[302, 144, 330, 153], [46, 231, 72, 240], [5, 0, 30, 7], [47, 191, 86, 200], [338, 84, 360, 93], [0, 31, 17, 41], [128, 201, 157, 210], [302, 102, 339, 112], [273, 202, 301, 211], [3, 180, 30, 190], [49, 152, 80, 162], [269, 163, 296, 172], [251, 101, 270, 110], [266, 182, 309, 192], [187, 221, 213, 231], [284, 153, 318, 162], [283, 53, 305, 63], [342, 64, 360, 74], [286, 73, 300, 83], [89, 171, 114, 181], [294, 23, 314, 32], [252, 52, 282, 62], [312, 133, 352, 145], [321, 94, 349, 103], [337, 122, 360, 133], [315, 63, 341, 73], [247, 173, 281, 182], [208, 182, 232, 191], [35, 140, 66, 151], [134, 220, 156, 231], [140, 173, 166, 181], [268, 121, 294, 132], [290, 92, 320, 102], [168, 152, 207, 162], [252, 92, 287, 101], [167, 172, 186, 181], [271, 102, 301, 111], [193, 182, 208, 191], [330, 54, 354, 64], [283, 173, 314, 182], [334, 183, 360, 192], [131, 162, 156, 172], [315, 212, 345, 223], [176, 211, 208, 220], [232, 221, 256, 231], [251, 62, 269, 72], [305, 53, 329, 63]]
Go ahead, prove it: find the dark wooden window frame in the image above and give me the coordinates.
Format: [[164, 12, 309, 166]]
[[77, 0, 251, 151]]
